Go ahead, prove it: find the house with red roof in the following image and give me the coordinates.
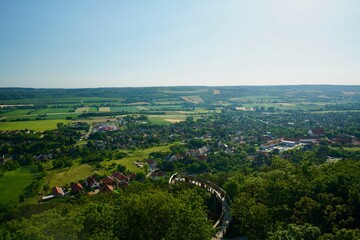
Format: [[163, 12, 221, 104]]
[[100, 184, 114, 193], [101, 176, 115, 185], [71, 183, 84, 194], [84, 176, 100, 189], [52, 186, 65, 197], [112, 171, 129, 182], [127, 173, 137, 180], [308, 128, 325, 137]]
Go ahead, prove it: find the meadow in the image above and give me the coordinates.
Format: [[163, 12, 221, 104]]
[[0, 166, 38, 203], [105, 145, 172, 172], [0, 119, 69, 131]]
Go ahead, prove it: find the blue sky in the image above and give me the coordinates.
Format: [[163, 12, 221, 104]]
[[1, 0, 359, 88]]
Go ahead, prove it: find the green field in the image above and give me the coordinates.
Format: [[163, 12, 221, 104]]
[[105, 145, 172, 172], [1, 109, 33, 117], [88, 107, 98, 112], [110, 106, 143, 112], [0, 166, 38, 203], [33, 108, 73, 114], [144, 105, 183, 110], [0, 119, 70, 131], [148, 117, 171, 125], [148, 114, 187, 125], [46, 163, 103, 187]]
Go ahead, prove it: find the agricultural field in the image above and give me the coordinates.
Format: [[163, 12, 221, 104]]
[[0, 166, 38, 203], [181, 95, 205, 104], [0, 119, 69, 131], [1, 109, 32, 117], [110, 106, 142, 112], [99, 107, 111, 112], [75, 107, 90, 113], [33, 108, 73, 114], [148, 114, 188, 125]]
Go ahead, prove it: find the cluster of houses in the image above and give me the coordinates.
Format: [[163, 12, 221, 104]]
[[168, 146, 209, 161], [42, 171, 136, 201], [259, 128, 326, 152], [94, 122, 118, 132]]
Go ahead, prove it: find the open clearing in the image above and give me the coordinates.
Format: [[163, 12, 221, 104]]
[[0, 166, 38, 203], [105, 145, 172, 172], [148, 114, 187, 125], [0, 119, 70, 131], [213, 89, 221, 94], [181, 95, 204, 104], [99, 107, 111, 112], [46, 164, 100, 187], [75, 107, 90, 113]]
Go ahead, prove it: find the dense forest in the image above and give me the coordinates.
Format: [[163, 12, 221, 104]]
[[0, 182, 214, 240]]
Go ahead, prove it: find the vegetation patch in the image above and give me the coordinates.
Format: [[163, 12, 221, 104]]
[[99, 107, 111, 112], [181, 95, 204, 104], [105, 145, 172, 172], [0, 166, 38, 203], [46, 164, 99, 187], [75, 107, 90, 113], [1, 109, 32, 117], [0, 119, 70, 131], [127, 102, 150, 105]]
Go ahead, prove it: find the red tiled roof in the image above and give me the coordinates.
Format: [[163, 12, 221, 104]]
[[100, 184, 114, 193], [112, 172, 129, 182], [86, 176, 97, 187], [71, 183, 84, 193], [127, 173, 137, 180], [312, 128, 325, 135], [52, 186, 64, 196], [101, 176, 115, 185]]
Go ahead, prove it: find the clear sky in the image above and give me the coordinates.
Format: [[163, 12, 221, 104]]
[[1, 0, 359, 88]]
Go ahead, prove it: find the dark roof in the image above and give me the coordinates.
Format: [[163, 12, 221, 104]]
[[101, 176, 115, 185], [127, 173, 137, 180], [71, 183, 84, 193], [52, 186, 64, 196], [100, 184, 114, 193], [86, 176, 98, 187], [112, 172, 129, 182], [312, 128, 325, 135]]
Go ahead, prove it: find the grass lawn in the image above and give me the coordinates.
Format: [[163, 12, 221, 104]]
[[105, 145, 173, 173], [46, 163, 100, 187], [148, 114, 187, 125], [0, 166, 38, 203], [0, 119, 70, 131], [148, 117, 171, 125]]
